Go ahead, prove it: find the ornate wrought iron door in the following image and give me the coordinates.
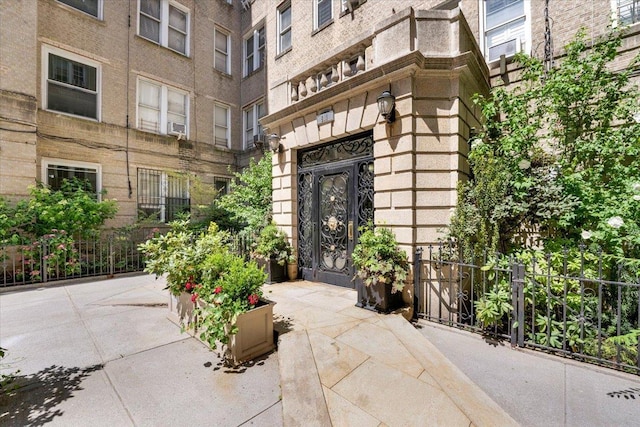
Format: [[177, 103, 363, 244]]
[[297, 133, 374, 288]]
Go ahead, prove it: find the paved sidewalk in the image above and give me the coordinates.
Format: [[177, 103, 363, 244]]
[[0, 275, 282, 426], [419, 321, 640, 427], [265, 280, 517, 427]]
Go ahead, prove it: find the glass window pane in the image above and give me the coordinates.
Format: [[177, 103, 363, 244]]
[[48, 82, 97, 118], [168, 29, 186, 53], [58, 0, 99, 17], [139, 81, 160, 108], [167, 89, 185, 115], [169, 5, 187, 32], [215, 106, 228, 126], [215, 31, 228, 52], [140, 0, 160, 18], [317, 0, 332, 27], [486, 0, 523, 29], [49, 54, 96, 90], [281, 6, 291, 29], [140, 15, 160, 42]]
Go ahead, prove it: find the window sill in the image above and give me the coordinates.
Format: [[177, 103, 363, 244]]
[[213, 68, 233, 78], [43, 108, 100, 123], [54, 1, 104, 21], [275, 47, 292, 60], [242, 67, 264, 80], [311, 20, 334, 36]]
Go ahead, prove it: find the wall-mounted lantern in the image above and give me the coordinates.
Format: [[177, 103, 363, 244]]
[[377, 90, 396, 124]]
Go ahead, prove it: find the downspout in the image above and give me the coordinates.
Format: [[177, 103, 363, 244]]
[[126, 0, 133, 198]]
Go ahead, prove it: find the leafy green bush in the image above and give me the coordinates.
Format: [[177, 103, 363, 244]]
[[352, 225, 409, 293], [253, 222, 292, 266]]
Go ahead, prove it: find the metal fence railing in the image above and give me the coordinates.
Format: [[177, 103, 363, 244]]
[[414, 244, 640, 375], [0, 228, 163, 288]]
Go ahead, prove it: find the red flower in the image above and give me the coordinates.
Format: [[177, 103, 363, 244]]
[[185, 282, 193, 291], [214, 286, 222, 294], [191, 293, 198, 303], [248, 294, 259, 306]]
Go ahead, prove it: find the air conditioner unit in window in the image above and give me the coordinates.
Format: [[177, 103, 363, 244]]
[[168, 122, 186, 136]]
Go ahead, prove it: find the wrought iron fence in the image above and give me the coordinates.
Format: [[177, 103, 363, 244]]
[[414, 244, 640, 375], [0, 228, 162, 288]]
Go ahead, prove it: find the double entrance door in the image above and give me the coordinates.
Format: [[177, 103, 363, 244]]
[[297, 133, 374, 288]]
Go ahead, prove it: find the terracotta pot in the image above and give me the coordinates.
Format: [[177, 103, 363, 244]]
[[287, 262, 298, 281]]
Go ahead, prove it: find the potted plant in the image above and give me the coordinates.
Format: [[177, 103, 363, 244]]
[[352, 225, 410, 312], [287, 251, 298, 281], [139, 220, 276, 366], [252, 222, 292, 284]]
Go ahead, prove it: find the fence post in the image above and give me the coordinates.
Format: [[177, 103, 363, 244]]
[[511, 262, 525, 347], [41, 239, 48, 283], [413, 247, 423, 321], [109, 236, 114, 277]]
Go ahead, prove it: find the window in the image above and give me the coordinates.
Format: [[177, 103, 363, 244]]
[[214, 177, 231, 197], [137, 168, 189, 222], [43, 46, 100, 120], [617, 0, 640, 25], [57, 0, 102, 18], [243, 101, 265, 150], [214, 28, 230, 73], [137, 78, 188, 136], [314, 0, 332, 30], [214, 103, 230, 147], [244, 26, 265, 76], [42, 159, 101, 199], [139, 0, 190, 55], [482, 0, 528, 62], [277, 2, 292, 54]]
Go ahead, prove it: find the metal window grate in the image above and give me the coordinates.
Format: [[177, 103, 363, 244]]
[[137, 168, 189, 222]]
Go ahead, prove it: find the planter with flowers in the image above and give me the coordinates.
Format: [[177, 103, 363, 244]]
[[139, 220, 275, 365], [352, 225, 410, 313], [252, 223, 293, 284]]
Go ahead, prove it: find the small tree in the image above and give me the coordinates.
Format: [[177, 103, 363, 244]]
[[215, 152, 273, 237], [448, 28, 640, 262]]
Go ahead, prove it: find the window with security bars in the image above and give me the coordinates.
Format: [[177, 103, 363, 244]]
[[137, 168, 189, 222], [618, 0, 640, 25]]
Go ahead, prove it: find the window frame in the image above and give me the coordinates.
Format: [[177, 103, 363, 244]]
[[479, 0, 531, 63], [136, 76, 189, 137], [614, 0, 640, 26], [243, 25, 265, 77], [137, 0, 191, 56], [214, 103, 231, 148], [137, 168, 190, 223], [243, 100, 265, 150], [56, 0, 103, 19], [214, 176, 232, 197], [42, 45, 101, 121], [277, 2, 292, 55], [314, 0, 333, 31], [214, 27, 231, 74], [41, 158, 102, 200]]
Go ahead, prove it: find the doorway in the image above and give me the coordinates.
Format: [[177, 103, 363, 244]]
[[297, 132, 374, 287]]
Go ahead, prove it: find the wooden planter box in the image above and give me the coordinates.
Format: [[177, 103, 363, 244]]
[[225, 300, 275, 365], [168, 292, 275, 365], [356, 280, 403, 313]]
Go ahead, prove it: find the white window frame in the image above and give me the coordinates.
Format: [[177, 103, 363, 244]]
[[243, 26, 265, 76], [277, 2, 292, 54], [56, 0, 103, 19], [314, 0, 333, 30], [42, 45, 102, 121], [137, 0, 190, 56], [214, 27, 231, 74], [613, 0, 640, 26], [41, 158, 102, 200], [214, 103, 231, 148], [243, 101, 265, 150], [479, 0, 531, 63], [136, 77, 189, 137]]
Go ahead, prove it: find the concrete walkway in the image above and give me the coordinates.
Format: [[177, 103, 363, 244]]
[[266, 280, 517, 427], [0, 275, 282, 426]]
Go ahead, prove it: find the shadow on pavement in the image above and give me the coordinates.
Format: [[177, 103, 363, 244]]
[[0, 364, 103, 426]]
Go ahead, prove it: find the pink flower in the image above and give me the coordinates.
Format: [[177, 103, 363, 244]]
[[191, 293, 198, 303], [248, 294, 259, 306], [57, 244, 66, 250], [30, 270, 40, 277], [214, 286, 222, 294]]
